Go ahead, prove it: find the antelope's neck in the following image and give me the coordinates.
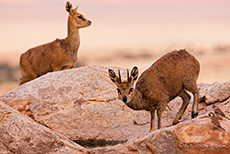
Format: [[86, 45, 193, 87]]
[[66, 20, 80, 50], [126, 89, 147, 110]]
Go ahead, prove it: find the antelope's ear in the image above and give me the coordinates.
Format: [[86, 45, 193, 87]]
[[108, 69, 121, 85], [74, 5, 79, 13], [129, 66, 139, 84], [66, 1, 74, 15]]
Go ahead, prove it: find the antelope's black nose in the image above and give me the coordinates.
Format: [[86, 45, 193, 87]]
[[123, 96, 127, 103], [87, 20, 92, 26]]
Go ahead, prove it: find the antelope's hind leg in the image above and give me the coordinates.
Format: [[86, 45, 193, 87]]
[[184, 81, 199, 118], [191, 88, 199, 118], [173, 90, 191, 125]]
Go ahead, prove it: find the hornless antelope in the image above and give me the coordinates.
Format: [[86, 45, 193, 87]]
[[19, 1, 91, 85], [108, 49, 200, 132]]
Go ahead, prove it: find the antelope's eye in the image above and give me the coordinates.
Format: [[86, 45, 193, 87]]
[[78, 15, 83, 19], [128, 88, 133, 94], [117, 88, 121, 94]]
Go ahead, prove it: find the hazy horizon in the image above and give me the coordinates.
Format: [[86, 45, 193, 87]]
[[1, 0, 230, 63], [0, 0, 230, 90]]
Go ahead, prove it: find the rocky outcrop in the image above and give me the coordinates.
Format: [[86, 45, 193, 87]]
[[0, 65, 230, 153], [199, 81, 230, 105], [90, 101, 230, 153], [0, 101, 86, 154], [90, 88, 230, 153], [0, 65, 150, 142]]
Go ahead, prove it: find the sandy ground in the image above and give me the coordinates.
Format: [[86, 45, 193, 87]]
[[0, 50, 229, 96]]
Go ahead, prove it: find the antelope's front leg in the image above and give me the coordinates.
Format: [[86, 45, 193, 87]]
[[150, 110, 155, 132], [157, 104, 167, 129]]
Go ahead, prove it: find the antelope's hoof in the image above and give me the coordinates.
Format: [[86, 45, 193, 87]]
[[149, 129, 154, 133], [172, 120, 179, 125], [192, 112, 198, 119]]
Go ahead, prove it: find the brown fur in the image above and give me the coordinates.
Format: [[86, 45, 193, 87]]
[[19, 1, 91, 85], [108, 49, 200, 132]]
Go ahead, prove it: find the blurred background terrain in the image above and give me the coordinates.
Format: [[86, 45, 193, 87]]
[[0, 0, 230, 95]]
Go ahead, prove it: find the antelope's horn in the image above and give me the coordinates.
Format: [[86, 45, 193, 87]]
[[127, 69, 130, 82], [118, 70, 121, 83]]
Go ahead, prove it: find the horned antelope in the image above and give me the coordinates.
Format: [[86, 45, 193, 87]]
[[108, 49, 200, 132], [19, 1, 91, 85]]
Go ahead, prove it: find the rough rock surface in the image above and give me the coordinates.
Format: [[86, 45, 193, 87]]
[[0, 65, 230, 154], [0, 65, 150, 142], [199, 81, 230, 105], [0, 101, 86, 154], [90, 101, 230, 153]]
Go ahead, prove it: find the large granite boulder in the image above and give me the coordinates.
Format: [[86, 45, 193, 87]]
[[0, 65, 150, 142], [0, 65, 230, 153], [90, 102, 230, 153], [0, 101, 86, 154]]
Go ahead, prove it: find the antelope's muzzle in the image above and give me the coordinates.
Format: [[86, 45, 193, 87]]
[[122, 96, 127, 103], [87, 20, 92, 26]]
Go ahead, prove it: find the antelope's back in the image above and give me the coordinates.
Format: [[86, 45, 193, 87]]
[[135, 49, 200, 99]]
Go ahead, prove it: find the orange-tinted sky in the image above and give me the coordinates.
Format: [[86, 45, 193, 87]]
[[0, 0, 230, 64]]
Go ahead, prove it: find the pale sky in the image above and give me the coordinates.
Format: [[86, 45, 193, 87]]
[[0, 0, 230, 64]]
